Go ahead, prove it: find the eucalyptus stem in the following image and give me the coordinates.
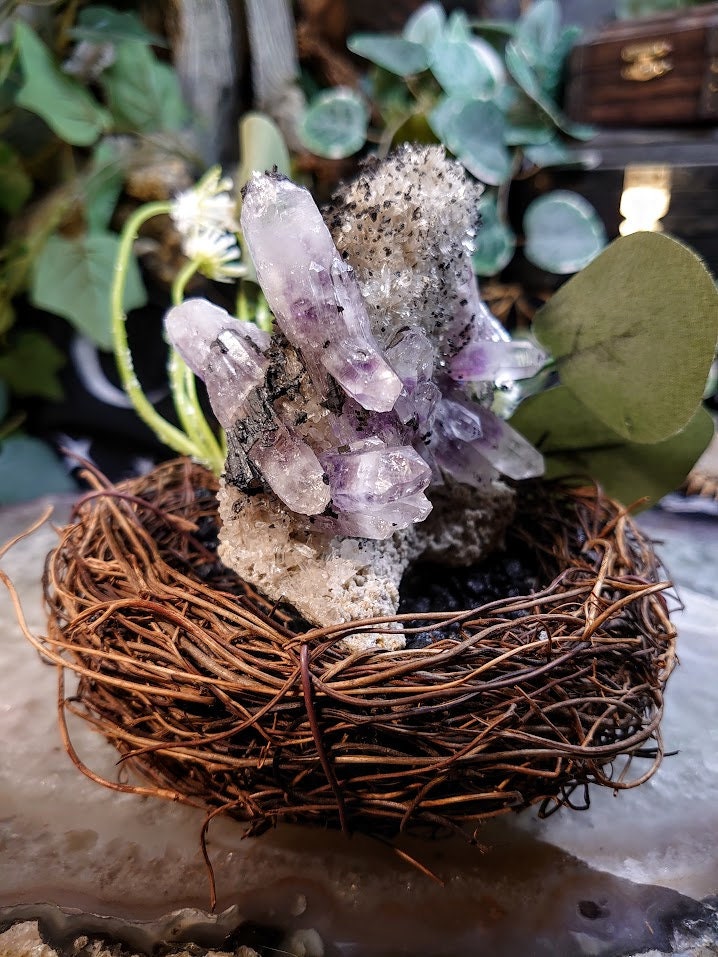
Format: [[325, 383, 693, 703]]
[[111, 201, 203, 462], [169, 259, 224, 472]]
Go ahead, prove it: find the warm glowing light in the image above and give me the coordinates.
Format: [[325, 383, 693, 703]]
[[619, 165, 672, 236]]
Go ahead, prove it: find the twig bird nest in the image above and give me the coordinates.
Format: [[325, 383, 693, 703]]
[[39, 458, 675, 841]]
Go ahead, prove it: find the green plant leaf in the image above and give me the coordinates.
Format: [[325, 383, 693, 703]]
[[523, 191, 606, 274], [0, 381, 7, 422], [510, 385, 714, 509], [84, 139, 125, 233], [0, 330, 65, 400], [541, 25, 582, 101], [514, 0, 560, 68], [347, 34, 429, 77], [70, 6, 166, 46], [14, 22, 110, 146], [498, 86, 553, 146], [299, 87, 368, 159], [30, 232, 147, 350], [237, 112, 291, 188], [429, 96, 511, 186], [102, 40, 187, 132], [473, 192, 516, 276], [0, 433, 76, 504], [505, 39, 594, 141], [532, 232, 718, 444], [403, 3, 446, 47], [443, 10, 472, 42], [429, 35, 504, 98], [0, 141, 32, 213], [524, 137, 575, 167]]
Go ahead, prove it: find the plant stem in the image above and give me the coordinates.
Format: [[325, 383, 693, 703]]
[[169, 259, 224, 472], [111, 200, 201, 461]]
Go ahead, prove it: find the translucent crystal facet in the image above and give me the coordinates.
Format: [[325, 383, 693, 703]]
[[165, 299, 269, 427], [240, 174, 402, 413]]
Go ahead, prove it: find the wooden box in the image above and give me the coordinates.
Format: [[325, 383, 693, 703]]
[[565, 3, 718, 126]]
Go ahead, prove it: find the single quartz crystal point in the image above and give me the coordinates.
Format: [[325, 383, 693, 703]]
[[437, 394, 544, 481], [240, 172, 402, 413], [250, 425, 330, 515], [321, 445, 432, 512], [164, 298, 270, 428], [450, 338, 547, 384]]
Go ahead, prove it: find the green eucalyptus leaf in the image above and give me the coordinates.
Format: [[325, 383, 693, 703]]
[[0, 330, 65, 400], [0, 141, 32, 213], [31, 233, 147, 350], [524, 191, 606, 274], [472, 20, 516, 38], [14, 22, 110, 146], [102, 40, 188, 132], [429, 96, 511, 186], [403, 2, 446, 47], [498, 86, 553, 146], [532, 232, 718, 444], [541, 24, 582, 101], [70, 6, 166, 46], [510, 385, 714, 509], [524, 137, 575, 168], [514, 0, 560, 67], [505, 39, 594, 141], [237, 111, 291, 188], [473, 192, 516, 276], [347, 34, 429, 77], [444, 10, 472, 42], [430, 35, 504, 98], [0, 433, 76, 504], [299, 87, 368, 159]]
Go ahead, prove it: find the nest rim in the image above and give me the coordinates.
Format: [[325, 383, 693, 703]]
[[30, 458, 676, 849]]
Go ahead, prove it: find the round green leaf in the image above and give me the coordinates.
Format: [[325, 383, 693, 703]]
[[473, 193, 516, 276], [70, 6, 166, 46], [514, 0, 560, 68], [430, 36, 504, 98], [347, 34, 429, 77], [15, 22, 110, 146], [299, 88, 368, 160], [532, 232, 718, 444], [524, 138, 576, 168], [524, 191, 606, 274], [429, 97, 511, 186], [505, 39, 595, 141], [510, 385, 715, 509], [31, 233, 147, 351], [0, 434, 76, 505], [498, 87, 553, 146], [403, 3, 446, 47], [237, 112, 291, 188]]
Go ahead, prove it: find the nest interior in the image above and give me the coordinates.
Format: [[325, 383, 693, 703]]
[[40, 458, 676, 841]]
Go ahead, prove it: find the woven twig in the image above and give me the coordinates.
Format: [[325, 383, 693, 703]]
[[32, 459, 675, 841]]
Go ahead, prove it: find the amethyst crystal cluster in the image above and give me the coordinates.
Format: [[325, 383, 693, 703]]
[[166, 146, 545, 648]]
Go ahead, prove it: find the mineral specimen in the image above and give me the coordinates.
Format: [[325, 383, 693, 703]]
[[165, 146, 546, 648]]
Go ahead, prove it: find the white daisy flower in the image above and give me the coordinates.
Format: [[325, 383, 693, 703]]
[[171, 166, 239, 236], [184, 226, 246, 282]]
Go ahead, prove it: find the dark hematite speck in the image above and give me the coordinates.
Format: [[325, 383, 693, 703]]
[[398, 540, 547, 648]]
